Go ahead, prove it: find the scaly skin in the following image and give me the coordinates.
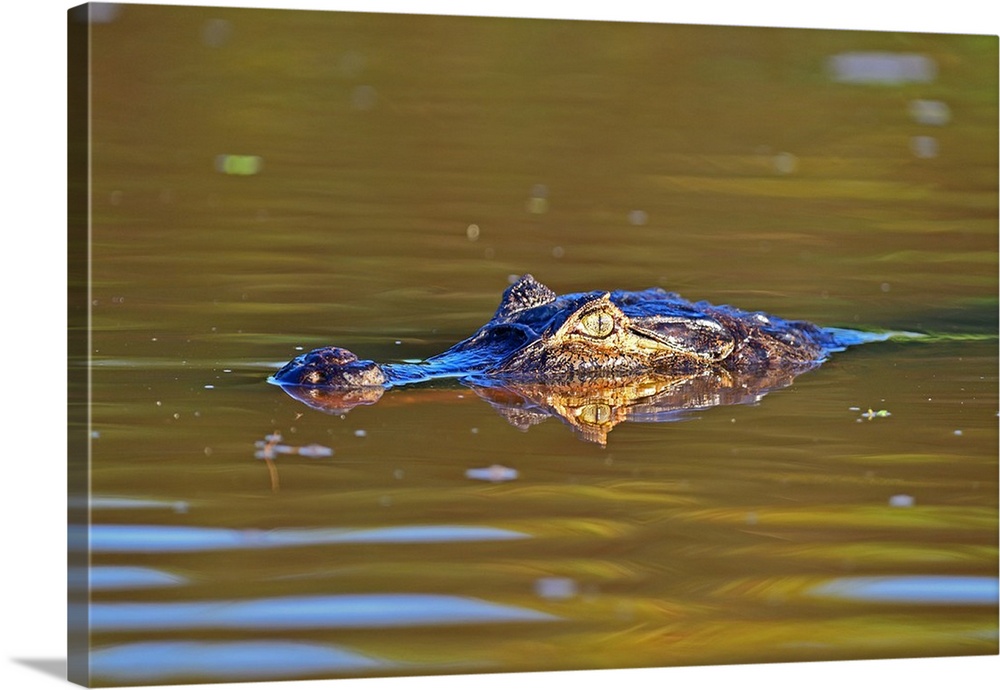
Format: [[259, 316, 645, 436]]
[[270, 274, 883, 390]]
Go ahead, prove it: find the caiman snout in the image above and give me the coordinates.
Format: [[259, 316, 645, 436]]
[[269, 346, 388, 388]]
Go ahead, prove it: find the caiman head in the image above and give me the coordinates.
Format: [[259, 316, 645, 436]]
[[485, 291, 736, 381]]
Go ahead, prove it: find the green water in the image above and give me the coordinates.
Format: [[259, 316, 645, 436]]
[[73, 5, 997, 686]]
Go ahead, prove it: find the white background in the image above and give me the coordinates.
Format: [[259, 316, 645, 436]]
[[2, 1, 997, 689]]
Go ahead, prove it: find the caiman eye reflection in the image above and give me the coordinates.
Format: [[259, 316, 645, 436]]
[[578, 310, 615, 338], [577, 402, 613, 425]]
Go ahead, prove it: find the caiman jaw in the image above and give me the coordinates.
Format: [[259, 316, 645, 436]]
[[628, 316, 736, 363]]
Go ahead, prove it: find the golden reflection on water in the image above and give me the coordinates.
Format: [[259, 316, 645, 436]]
[[78, 4, 998, 686]]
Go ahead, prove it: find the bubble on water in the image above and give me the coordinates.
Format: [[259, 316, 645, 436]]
[[466, 224, 480, 241], [551, 246, 565, 259], [338, 51, 366, 79], [351, 85, 378, 111], [534, 577, 577, 600], [202, 18, 232, 47], [627, 209, 648, 226], [772, 152, 798, 175], [910, 135, 939, 159], [465, 465, 518, 482], [827, 52, 936, 85]]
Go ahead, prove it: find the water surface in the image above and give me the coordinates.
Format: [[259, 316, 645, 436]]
[[76, 5, 997, 685]]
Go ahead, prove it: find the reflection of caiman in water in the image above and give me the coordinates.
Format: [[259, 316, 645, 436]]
[[269, 274, 897, 444]]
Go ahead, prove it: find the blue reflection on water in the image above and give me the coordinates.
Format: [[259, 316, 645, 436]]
[[91, 640, 390, 682], [70, 566, 186, 591], [811, 576, 999, 605], [74, 523, 529, 553], [91, 593, 559, 631]]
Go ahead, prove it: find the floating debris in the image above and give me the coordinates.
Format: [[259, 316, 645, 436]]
[[254, 432, 333, 461], [297, 444, 334, 458], [526, 183, 549, 214], [465, 464, 519, 483], [858, 408, 892, 421], [214, 154, 262, 176], [254, 432, 334, 492], [909, 99, 951, 126]]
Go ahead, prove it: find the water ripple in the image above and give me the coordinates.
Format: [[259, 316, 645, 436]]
[[90, 593, 560, 631], [91, 640, 391, 682], [810, 576, 999, 606], [75, 523, 530, 553]]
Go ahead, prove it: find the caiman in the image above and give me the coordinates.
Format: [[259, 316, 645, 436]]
[[269, 275, 897, 443], [271, 274, 888, 388]]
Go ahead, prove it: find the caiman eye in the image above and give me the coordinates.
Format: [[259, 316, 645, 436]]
[[578, 402, 612, 425], [578, 310, 615, 338]]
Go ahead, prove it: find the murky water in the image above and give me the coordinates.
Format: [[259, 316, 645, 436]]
[[72, 5, 997, 686]]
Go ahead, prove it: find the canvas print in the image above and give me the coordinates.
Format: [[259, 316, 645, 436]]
[[68, 2, 998, 687]]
